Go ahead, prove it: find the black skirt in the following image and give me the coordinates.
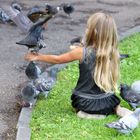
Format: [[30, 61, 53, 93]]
[[71, 91, 120, 115]]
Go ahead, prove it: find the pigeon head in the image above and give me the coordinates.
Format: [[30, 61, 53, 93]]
[[120, 84, 131, 97], [49, 67, 58, 79], [120, 84, 130, 92]]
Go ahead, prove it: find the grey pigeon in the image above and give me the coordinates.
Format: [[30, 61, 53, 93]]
[[11, 2, 22, 12], [60, 3, 74, 16], [33, 67, 58, 97], [25, 61, 41, 80], [0, 2, 21, 24], [0, 8, 11, 23], [131, 81, 140, 94], [16, 14, 52, 52], [27, 5, 47, 23], [45, 3, 60, 15], [120, 54, 129, 60], [21, 82, 39, 108], [120, 84, 140, 109], [70, 36, 82, 45], [105, 108, 140, 134]]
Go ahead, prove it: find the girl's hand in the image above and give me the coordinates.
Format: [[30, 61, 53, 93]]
[[24, 52, 39, 61]]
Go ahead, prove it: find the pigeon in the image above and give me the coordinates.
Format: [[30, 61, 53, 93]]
[[21, 82, 40, 108], [16, 14, 52, 52], [11, 2, 22, 12], [25, 61, 41, 80], [70, 36, 82, 45], [120, 84, 140, 109], [45, 3, 61, 15], [0, 2, 21, 24], [60, 3, 74, 16], [33, 67, 58, 97], [131, 81, 140, 94], [27, 5, 47, 23], [120, 54, 129, 60], [0, 8, 11, 23], [105, 108, 140, 134]]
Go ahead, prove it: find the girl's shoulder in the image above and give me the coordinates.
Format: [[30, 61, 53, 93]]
[[80, 46, 96, 65]]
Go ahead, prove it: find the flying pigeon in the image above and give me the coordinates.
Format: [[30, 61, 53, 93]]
[[45, 3, 61, 15], [0, 8, 11, 23], [27, 5, 47, 23], [60, 3, 74, 16], [0, 2, 22, 23], [33, 67, 58, 97], [11, 2, 22, 12], [21, 82, 40, 108], [25, 61, 41, 80], [131, 81, 140, 94], [16, 14, 52, 52], [105, 108, 140, 134], [120, 84, 140, 109]]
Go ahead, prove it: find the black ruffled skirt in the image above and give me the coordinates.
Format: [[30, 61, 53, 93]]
[[71, 91, 120, 115]]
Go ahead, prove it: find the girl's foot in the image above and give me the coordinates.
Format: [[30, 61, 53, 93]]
[[77, 111, 106, 119]]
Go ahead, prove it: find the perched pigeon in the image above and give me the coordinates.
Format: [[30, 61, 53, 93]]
[[60, 3, 74, 16], [16, 14, 52, 52], [131, 81, 140, 94], [25, 61, 41, 80], [21, 82, 40, 108], [105, 108, 140, 134], [33, 67, 58, 97], [120, 84, 140, 109]]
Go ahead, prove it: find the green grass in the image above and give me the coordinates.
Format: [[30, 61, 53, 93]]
[[30, 33, 140, 140]]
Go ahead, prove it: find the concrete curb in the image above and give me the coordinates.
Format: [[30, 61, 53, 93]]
[[16, 107, 33, 140], [16, 64, 67, 140], [15, 27, 140, 140], [119, 25, 140, 41]]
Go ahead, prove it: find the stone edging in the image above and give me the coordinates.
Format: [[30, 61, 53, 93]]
[[15, 26, 140, 140]]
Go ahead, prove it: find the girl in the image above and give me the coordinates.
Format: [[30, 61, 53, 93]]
[[25, 12, 132, 118]]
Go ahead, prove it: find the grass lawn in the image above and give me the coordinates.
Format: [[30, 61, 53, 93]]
[[30, 33, 140, 140]]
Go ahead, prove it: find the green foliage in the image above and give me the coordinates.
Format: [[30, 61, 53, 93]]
[[120, 33, 140, 84], [30, 33, 140, 140]]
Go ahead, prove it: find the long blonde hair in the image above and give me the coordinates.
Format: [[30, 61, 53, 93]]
[[85, 12, 120, 92]]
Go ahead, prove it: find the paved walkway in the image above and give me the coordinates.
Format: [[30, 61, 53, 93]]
[[0, 0, 140, 139]]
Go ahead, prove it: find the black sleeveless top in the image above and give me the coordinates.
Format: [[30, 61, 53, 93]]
[[71, 47, 120, 115]]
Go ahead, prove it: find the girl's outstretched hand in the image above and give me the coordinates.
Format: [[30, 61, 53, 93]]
[[24, 52, 39, 61]]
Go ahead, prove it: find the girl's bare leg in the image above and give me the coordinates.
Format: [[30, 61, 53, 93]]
[[115, 105, 133, 117]]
